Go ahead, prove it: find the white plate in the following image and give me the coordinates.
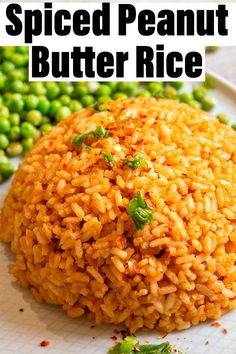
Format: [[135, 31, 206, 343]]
[[0, 73, 236, 354]]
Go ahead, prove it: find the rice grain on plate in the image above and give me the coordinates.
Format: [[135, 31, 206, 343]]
[[1, 97, 236, 333]]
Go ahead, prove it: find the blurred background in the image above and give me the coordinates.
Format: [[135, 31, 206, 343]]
[[206, 47, 236, 85]]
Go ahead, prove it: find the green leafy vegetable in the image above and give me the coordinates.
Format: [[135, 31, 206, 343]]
[[123, 154, 148, 170], [108, 336, 173, 354], [103, 152, 116, 166], [72, 125, 109, 145], [127, 191, 153, 230]]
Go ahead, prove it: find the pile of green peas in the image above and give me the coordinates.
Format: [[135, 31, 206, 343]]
[[0, 46, 231, 184]]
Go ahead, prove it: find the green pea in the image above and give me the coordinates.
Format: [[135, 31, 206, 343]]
[[73, 83, 89, 97], [29, 82, 46, 96], [217, 113, 229, 124], [106, 82, 118, 91], [188, 100, 201, 109], [87, 82, 99, 93], [163, 87, 177, 99], [0, 156, 8, 164], [37, 96, 50, 115], [0, 72, 6, 90], [24, 95, 39, 110], [11, 80, 26, 93], [26, 110, 42, 126], [116, 82, 138, 96], [1, 61, 15, 75], [201, 95, 217, 111], [167, 81, 184, 90], [97, 95, 112, 103], [207, 46, 219, 53], [7, 95, 24, 112], [0, 118, 11, 133], [9, 113, 20, 126], [136, 89, 152, 98], [22, 137, 34, 153], [11, 53, 28, 67], [0, 150, 5, 157], [147, 82, 163, 96], [58, 82, 74, 96], [45, 82, 60, 100], [204, 75, 216, 90], [40, 123, 53, 134], [9, 69, 27, 81], [1, 48, 14, 60], [49, 100, 62, 116], [231, 124, 236, 131], [0, 105, 9, 118], [0, 134, 9, 149], [69, 100, 83, 112], [20, 122, 36, 138], [16, 46, 28, 54], [8, 126, 21, 141], [95, 84, 112, 97], [0, 161, 14, 178], [80, 94, 96, 107], [179, 92, 194, 104], [55, 106, 72, 122], [112, 92, 128, 99], [59, 95, 71, 106], [6, 142, 23, 157], [193, 86, 208, 101]]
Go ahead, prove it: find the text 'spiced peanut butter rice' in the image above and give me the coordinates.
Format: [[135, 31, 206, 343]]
[[1, 97, 236, 333]]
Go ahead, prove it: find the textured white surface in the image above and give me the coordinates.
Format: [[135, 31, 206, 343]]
[[0, 74, 236, 354]]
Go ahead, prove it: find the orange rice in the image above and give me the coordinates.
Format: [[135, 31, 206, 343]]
[[1, 97, 236, 333]]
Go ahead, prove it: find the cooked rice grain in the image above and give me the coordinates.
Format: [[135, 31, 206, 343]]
[[1, 97, 236, 333]]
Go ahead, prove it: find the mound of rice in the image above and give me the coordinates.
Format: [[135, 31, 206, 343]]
[[1, 97, 236, 333]]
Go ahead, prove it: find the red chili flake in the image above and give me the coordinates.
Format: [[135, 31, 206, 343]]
[[118, 206, 126, 212], [144, 168, 151, 173], [111, 336, 117, 341], [90, 325, 95, 328], [129, 147, 137, 154], [19, 308, 24, 312], [173, 349, 177, 353], [114, 329, 120, 334], [120, 329, 132, 340], [205, 341, 209, 346], [62, 163, 67, 169], [223, 328, 228, 334], [211, 321, 221, 327], [133, 264, 140, 273], [40, 341, 50, 347]]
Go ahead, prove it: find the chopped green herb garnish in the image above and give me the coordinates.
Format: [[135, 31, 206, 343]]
[[127, 191, 153, 230], [123, 154, 148, 170], [72, 126, 109, 146], [108, 336, 173, 354], [84, 145, 92, 151], [102, 152, 116, 165], [120, 336, 138, 354]]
